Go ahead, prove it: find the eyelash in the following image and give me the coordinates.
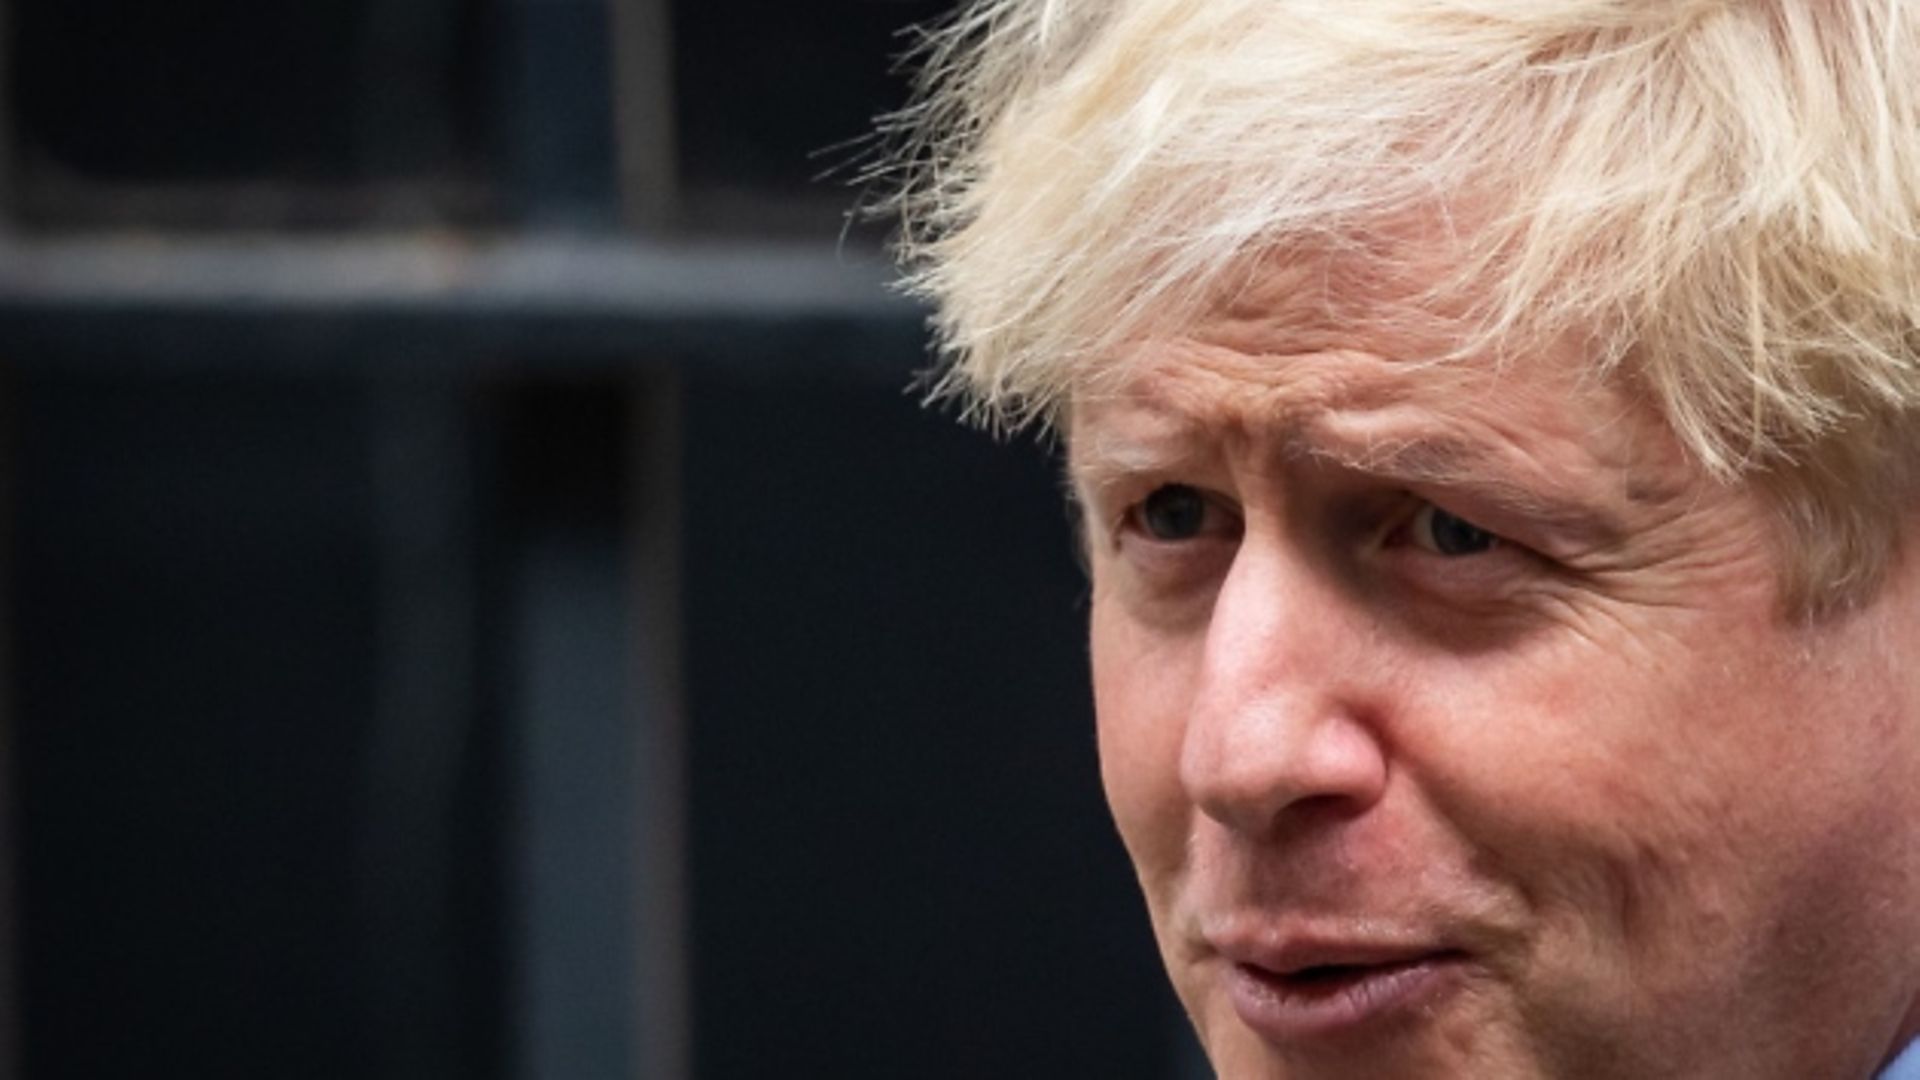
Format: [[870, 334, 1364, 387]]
[[1388, 503, 1503, 557], [1111, 484, 1529, 590], [1119, 484, 1238, 545]]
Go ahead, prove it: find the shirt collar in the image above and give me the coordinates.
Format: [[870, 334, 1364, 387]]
[[1880, 1038, 1920, 1080]]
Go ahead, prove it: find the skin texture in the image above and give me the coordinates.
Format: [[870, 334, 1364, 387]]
[[1071, 295, 1920, 1078]]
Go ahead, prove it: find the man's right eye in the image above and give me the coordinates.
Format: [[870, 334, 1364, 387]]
[[1134, 484, 1212, 541]]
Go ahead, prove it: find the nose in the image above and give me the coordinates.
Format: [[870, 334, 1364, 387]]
[[1178, 533, 1390, 837]]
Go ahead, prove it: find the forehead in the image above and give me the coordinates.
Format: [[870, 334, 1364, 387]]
[[1077, 310, 1620, 451], [1077, 237, 1568, 419], [1066, 276, 1692, 510]]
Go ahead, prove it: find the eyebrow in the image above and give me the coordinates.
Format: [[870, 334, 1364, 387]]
[[1070, 420, 1633, 546], [1297, 430, 1628, 540], [1068, 422, 1214, 505]]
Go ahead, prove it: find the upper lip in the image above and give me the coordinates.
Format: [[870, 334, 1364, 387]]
[[1205, 930, 1459, 977]]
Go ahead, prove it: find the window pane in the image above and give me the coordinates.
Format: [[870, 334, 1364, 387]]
[[673, 0, 954, 197], [10, 0, 503, 223]]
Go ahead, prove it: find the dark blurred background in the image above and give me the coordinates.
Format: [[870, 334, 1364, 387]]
[[0, 1, 1203, 1077]]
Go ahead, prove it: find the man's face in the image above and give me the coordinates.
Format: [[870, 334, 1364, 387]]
[[1072, 295, 1920, 1078]]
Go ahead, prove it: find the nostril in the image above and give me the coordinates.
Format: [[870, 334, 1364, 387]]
[[1289, 791, 1377, 823]]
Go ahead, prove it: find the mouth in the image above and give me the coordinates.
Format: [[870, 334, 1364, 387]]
[[1221, 947, 1470, 1043]]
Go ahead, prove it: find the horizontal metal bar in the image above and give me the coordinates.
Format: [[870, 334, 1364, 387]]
[[0, 233, 910, 318], [0, 233, 926, 374]]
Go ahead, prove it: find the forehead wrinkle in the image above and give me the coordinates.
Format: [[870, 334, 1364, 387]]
[[1071, 424, 1203, 496], [1292, 427, 1501, 482], [1071, 343, 1457, 498], [1073, 334, 1688, 526], [1292, 428, 1623, 536], [1298, 391, 1708, 557], [1297, 396, 1585, 488], [1074, 372, 1671, 551], [1096, 337, 1419, 431]]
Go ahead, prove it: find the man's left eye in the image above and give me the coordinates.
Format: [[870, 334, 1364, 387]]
[[1407, 503, 1500, 556]]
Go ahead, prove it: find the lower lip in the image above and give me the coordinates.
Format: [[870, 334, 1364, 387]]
[[1224, 952, 1467, 1043]]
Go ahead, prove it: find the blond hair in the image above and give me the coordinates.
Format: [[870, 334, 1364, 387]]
[[877, 0, 1920, 613]]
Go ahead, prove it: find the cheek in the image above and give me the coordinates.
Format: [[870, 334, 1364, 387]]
[[1089, 598, 1197, 882], [1462, 660, 1756, 897], [1417, 614, 1908, 998]]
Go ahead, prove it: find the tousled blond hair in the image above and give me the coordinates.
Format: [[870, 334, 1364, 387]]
[[878, 0, 1920, 613]]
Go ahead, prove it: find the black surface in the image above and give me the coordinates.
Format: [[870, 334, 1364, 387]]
[[4, 362, 1186, 1079], [12, 0, 499, 185], [684, 371, 1178, 1078], [673, 0, 956, 195], [7, 372, 507, 1079], [0, 0, 1191, 1073]]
